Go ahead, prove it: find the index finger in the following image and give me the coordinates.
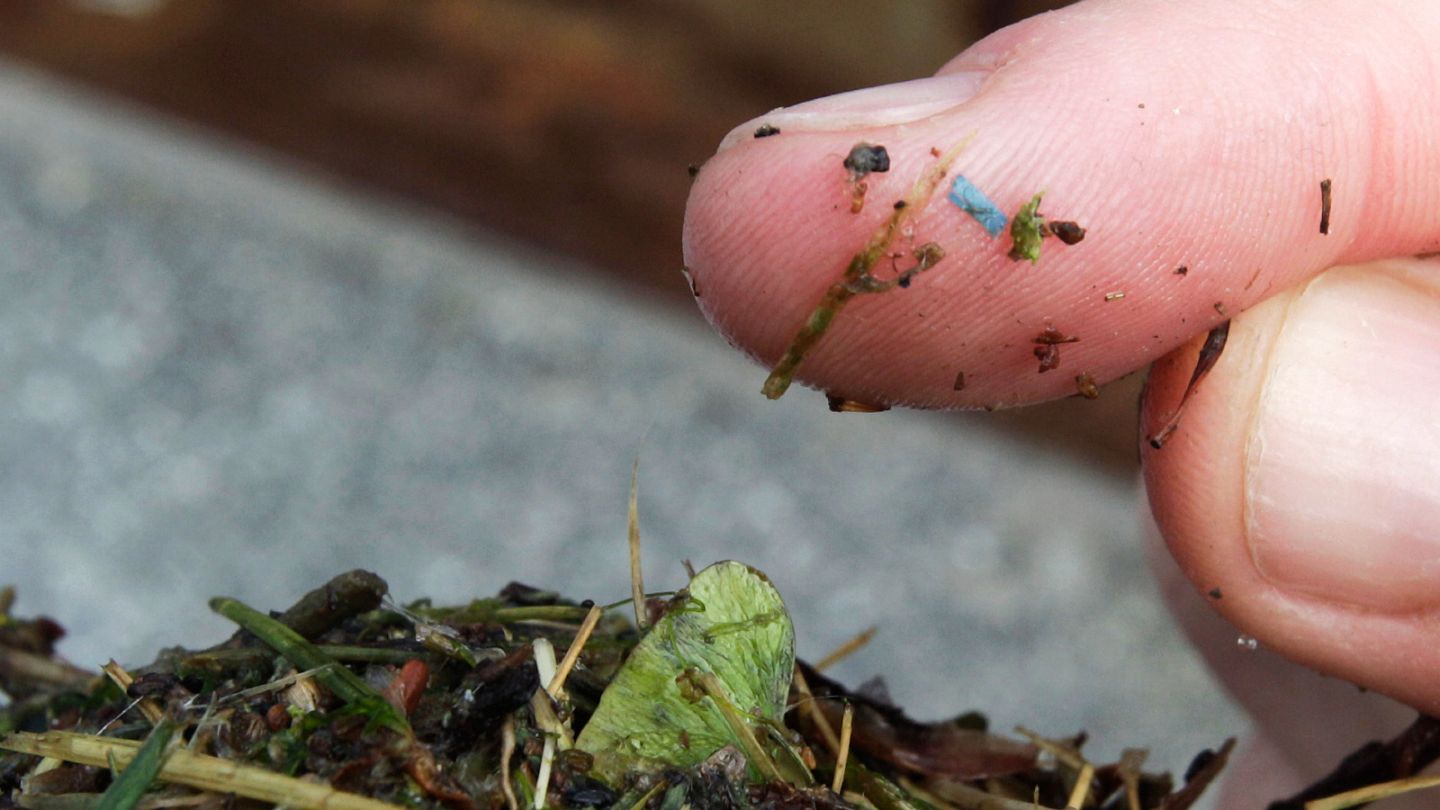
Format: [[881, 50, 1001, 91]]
[[682, 0, 1440, 409]]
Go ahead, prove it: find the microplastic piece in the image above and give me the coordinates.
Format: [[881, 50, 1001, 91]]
[[947, 175, 1007, 237]]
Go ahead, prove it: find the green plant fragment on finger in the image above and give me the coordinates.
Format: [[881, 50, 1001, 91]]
[[575, 561, 799, 784], [1008, 192, 1047, 263]]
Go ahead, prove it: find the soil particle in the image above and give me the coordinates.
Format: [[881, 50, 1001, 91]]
[[1032, 328, 1079, 374], [842, 143, 890, 180], [1047, 221, 1086, 245]]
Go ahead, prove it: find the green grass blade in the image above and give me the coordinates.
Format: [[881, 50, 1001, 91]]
[[209, 597, 410, 736], [94, 719, 175, 810]]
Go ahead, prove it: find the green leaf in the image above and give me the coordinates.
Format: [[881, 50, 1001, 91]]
[[95, 719, 176, 810], [576, 561, 796, 783]]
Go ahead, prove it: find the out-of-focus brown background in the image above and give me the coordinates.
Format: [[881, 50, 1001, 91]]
[[0, 0, 1145, 471]]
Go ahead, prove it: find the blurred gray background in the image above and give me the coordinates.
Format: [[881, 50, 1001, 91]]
[[0, 60, 1245, 771]]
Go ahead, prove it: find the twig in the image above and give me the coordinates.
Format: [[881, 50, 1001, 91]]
[[547, 604, 603, 699], [815, 627, 877, 672], [1305, 774, 1440, 809], [832, 703, 855, 794], [0, 647, 95, 691], [1, 731, 404, 810], [273, 570, 388, 641], [628, 459, 647, 631], [1015, 726, 1086, 770], [102, 661, 164, 727], [1117, 749, 1147, 810], [1065, 762, 1094, 810]]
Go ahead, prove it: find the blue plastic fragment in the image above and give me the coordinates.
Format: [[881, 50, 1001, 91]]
[[947, 175, 1007, 237]]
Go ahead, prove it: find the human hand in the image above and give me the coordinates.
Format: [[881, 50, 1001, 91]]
[[683, 0, 1440, 797]]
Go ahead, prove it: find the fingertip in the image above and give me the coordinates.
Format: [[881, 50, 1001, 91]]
[[686, 0, 1440, 410], [1143, 258, 1440, 713]]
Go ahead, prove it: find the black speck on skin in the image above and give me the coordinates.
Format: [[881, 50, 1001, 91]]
[[1208, 587, 1223, 599], [843, 143, 890, 179], [687, 164, 700, 178], [753, 124, 780, 138], [1175, 265, 1189, 277]]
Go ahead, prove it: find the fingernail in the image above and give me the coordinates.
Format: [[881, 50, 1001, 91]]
[[716, 70, 990, 153], [1245, 266, 1440, 611]]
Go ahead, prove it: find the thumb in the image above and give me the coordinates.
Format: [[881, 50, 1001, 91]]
[[683, 0, 1440, 409], [1144, 256, 1440, 713]]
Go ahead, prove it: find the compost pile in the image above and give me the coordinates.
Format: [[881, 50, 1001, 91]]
[[0, 567, 1234, 810]]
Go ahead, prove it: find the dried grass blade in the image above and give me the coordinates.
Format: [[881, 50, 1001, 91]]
[[1305, 774, 1440, 810], [2, 731, 406, 810]]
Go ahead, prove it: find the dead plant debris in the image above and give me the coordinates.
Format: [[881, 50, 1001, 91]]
[[1032, 327, 1080, 374], [1319, 178, 1333, 235], [1074, 373, 1100, 400], [1147, 320, 1231, 449], [762, 137, 973, 400], [2, 567, 1246, 810], [825, 396, 890, 413]]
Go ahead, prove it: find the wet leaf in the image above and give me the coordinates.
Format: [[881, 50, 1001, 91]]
[[576, 562, 795, 783]]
